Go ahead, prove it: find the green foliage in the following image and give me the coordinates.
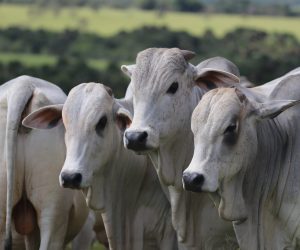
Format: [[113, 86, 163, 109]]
[[1, 0, 300, 15], [175, 0, 204, 12], [211, 0, 295, 16], [0, 56, 128, 97], [0, 26, 300, 96]]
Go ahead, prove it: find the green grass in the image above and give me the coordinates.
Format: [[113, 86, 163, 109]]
[[66, 243, 105, 250], [0, 52, 109, 69], [1, 4, 300, 39], [0, 52, 57, 66], [92, 243, 105, 250]]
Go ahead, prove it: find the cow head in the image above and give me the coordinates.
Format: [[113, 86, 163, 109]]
[[121, 48, 239, 185], [22, 83, 131, 209], [183, 87, 300, 221], [122, 48, 196, 153]]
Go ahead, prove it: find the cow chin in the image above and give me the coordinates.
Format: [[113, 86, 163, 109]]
[[85, 186, 105, 211], [219, 197, 248, 223], [218, 177, 248, 223]]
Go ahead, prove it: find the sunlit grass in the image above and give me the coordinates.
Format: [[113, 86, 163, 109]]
[[0, 4, 300, 39]]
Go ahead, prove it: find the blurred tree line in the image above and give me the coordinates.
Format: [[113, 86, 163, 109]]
[[0, 26, 300, 96], [1, 0, 299, 15]]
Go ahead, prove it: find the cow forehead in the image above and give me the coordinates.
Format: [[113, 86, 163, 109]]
[[132, 48, 188, 92], [63, 83, 113, 126], [192, 88, 242, 136]]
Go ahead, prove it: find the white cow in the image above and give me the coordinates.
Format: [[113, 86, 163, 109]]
[[0, 75, 89, 250], [121, 48, 239, 249], [23, 83, 178, 250], [183, 74, 300, 249]]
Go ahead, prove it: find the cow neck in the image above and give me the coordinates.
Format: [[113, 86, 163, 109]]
[[232, 115, 300, 249], [150, 86, 218, 246], [100, 129, 148, 249], [153, 85, 204, 190]]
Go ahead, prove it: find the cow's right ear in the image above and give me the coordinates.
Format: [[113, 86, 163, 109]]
[[22, 104, 64, 129], [121, 64, 136, 78]]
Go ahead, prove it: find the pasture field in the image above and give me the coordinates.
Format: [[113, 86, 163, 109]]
[[0, 4, 300, 39]]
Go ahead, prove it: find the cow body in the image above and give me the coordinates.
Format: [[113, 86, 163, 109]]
[[23, 83, 177, 250], [122, 48, 239, 249], [0, 76, 88, 250], [184, 74, 300, 249]]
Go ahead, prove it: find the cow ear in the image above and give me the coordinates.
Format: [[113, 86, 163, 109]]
[[255, 99, 300, 120], [195, 57, 240, 90], [181, 50, 196, 61], [22, 104, 63, 129], [104, 85, 113, 96], [115, 108, 132, 132], [121, 64, 136, 78], [114, 105, 132, 132]]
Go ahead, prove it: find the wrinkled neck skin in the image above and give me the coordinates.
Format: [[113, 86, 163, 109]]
[[90, 128, 149, 250], [149, 87, 236, 249], [232, 115, 300, 250]]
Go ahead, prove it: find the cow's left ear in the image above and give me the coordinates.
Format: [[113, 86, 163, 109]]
[[22, 104, 63, 129], [255, 99, 300, 120], [113, 99, 133, 132], [115, 108, 132, 132], [121, 64, 136, 78], [195, 57, 240, 90]]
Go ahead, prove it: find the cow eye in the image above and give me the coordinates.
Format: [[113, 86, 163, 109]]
[[96, 115, 107, 135], [223, 123, 238, 146], [166, 82, 179, 94], [224, 124, 237, 134]]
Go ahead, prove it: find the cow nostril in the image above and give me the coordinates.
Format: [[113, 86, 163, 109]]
[[192, 174, 204, 186], [73, 173, 82, 185], [183, 172, 205, 193], [137, 131, 148, 142]]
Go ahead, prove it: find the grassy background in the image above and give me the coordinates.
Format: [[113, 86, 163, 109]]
[[1, 4, 300, 39], [0, 52, 110, 70]]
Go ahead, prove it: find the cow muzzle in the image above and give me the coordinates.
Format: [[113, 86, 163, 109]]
[[182, 172, 205, 193], [124, 131, 149, 151], [60, 171, 82, 189]]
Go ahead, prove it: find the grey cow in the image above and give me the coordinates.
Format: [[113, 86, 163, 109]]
[[184, 73, 300, 249]]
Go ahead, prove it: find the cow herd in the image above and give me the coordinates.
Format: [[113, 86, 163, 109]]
[[1, 47, 300, 250]]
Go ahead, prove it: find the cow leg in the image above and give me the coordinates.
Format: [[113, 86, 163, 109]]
[[157, 222, 178, 250], [37, 207, 70, 250], [71, 211, 96, 250], [25, 226, 40, 250], [27, 186, 72, 250]]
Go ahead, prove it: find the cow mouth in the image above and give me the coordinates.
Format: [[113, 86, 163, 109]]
[[233, 218, 247, 225], [125, 143, 158, 154]]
